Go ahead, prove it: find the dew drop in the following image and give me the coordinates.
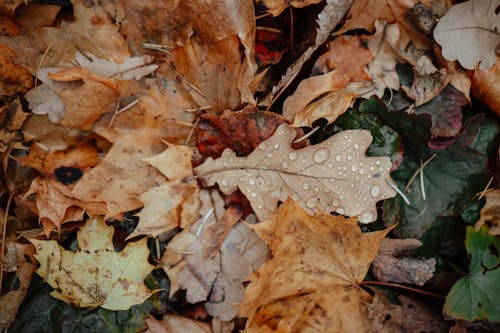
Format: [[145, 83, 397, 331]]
[[351, 165, 357, 172], [327, 163, 334, 168], [248, 178, 256, 186], [258, 143, 266, 150], [375, 160, 381, 165], [370, 185, 381, 197], [265, 179, 273, 186], [266, 152, 274, 158], [354, 143, 360, 149], [306, 197, 317, 208], [273, 144, 280, 150], [288, 152, 298, 161], [337, 207, 345, 215], [335, 155, 342, 162], [282, 161, 288, 169], [359, 211, 374, 223], [332, 199, 339, 206], [313, 148, 330, 164], [220, 179, 228, 187], [302, 182, 310, 190], [347, 155, 353, 161], [323, 188, 330, 193], [359, 169, 365, 174], [239, 177, 245, 182], [251, 192, 257, 198]]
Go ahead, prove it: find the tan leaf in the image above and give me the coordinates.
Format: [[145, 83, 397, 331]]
[[195, 123, 396, 223], [475, 189, 500, 236], [368, 289, 450, 332], [0, 43, 33, 97], [257, 0, 323, 16], [30, 216, 155, 310], [161, 190, 268, 321], [128, 144, 200, 238], [471, 56, 500, 115], [145, 314, 212, 333], [47, 67, 119, 93], [239, 199, 390, 332], [433, 0, 500, 70], [26, 177, 106, 235]]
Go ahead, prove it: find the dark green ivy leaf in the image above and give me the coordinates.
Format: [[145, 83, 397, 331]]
[[443, 226, 500, 323]]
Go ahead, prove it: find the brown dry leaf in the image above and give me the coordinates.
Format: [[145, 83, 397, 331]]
[[371, 238, 436, 286], [195, 123, 396, 223], [162, 190, 268, 321], [71, 137, 166, 219], [26, 177, 106, 235], [471, 56, 500, 115], [0, 0, 27, 16], [13, 3, 61, 29], [47, 67, 119, 93], [435, 45, 472, 102], [475, 189, 500, 236], [127, 144, 200, 238], [145, 314, 212, 333], [19, 142, 99, 179], [433, 0, 500, 70], [338, 0, 434, 49], [0, 262, 35, 330], [239, 199, 391, 332], [0, 43, 33, 97], [257, 0, 323, 16], [261, 0, 354, 106], [368, 289, 449, 332], [0, 0, 130, 73], [0, 98, 29, 152]]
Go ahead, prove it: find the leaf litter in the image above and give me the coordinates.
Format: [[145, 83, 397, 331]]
[[0, 0, 499, 331]]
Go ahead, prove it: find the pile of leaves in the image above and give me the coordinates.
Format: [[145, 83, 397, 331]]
[[0, 0, 499, 332]]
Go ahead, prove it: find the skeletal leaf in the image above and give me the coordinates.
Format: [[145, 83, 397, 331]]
[[30, 216, 155, 310], [433, 0, 500, 70], [195, 123, 396, 223]]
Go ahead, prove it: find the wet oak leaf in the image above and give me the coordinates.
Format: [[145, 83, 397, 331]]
[[195, 123, 396, 223], [433, 0, 500, 70], [30, 217, 155, 310], [239, 199, 391, 332]]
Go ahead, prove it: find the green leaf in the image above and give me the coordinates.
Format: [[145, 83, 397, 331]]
[[9, 275, 162, 333], [416, 216, 465, 258], [359, 97, 491, 238], [470, 117, 499, 157], [444, 227, 500, 323]]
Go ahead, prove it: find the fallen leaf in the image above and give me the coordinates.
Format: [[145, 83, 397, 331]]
[[30, 216, 155, 310], [47, 67, 119, 93], [195, 123, 396, 223], [368, 289, 450, 332], [162, 190, 268, 321], [471, 56, 500, 115], [475, 189, 500, 236], [11, 3, 61, 29], [372, 238, 436, 286], [257, 0, 323, 16], [0, 98, 29, 152], [239, 199, 391, 332], [433, 0, 500, 70], [145, 314, 212, 333], [444, 226, 500, 323], [0, 43, 33, 97], [128, 143, 201, 238]]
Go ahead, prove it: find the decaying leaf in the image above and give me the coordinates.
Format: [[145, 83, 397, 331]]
[[257, 0, 323, 16], [433, 0, 500, 70], [128, 143, 200, 238], [475, 189, 500, 236], [196, 123, 396, 223], [145, 314, 212, 333], [369, 289, 450, 332], [30, 216, 155, 310], [471, 56, 500, 114], [372, 238, 436, 286], [239, 199, 391, 332], [162, 190, 268, 321], [0, 43, 33, 97]]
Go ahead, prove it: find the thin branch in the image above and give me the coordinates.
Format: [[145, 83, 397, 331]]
[[478, 176, 494, 200], [405, 153, 436, 192], [361, 280, 445, 299]]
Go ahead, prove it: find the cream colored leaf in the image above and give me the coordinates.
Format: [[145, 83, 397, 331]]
[[195, 123, 396, 223], [475, 189, 500, 236], [129, 144, 200, 238], [30, 217, 154, 310], [258, 0, 323, 17], [433, 0, 500, 70]]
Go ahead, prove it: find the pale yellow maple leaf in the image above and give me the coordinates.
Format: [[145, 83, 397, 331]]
[[195, 123, 396, 223], [239, 199, 391, 332], [30, 216, 155, 311]]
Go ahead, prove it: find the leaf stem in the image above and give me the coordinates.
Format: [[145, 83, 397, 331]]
[[361, 280, 445, 299]]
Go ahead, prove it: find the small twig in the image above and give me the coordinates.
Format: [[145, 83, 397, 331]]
[[154, 71, 164, 94], [256, 26, 282, 34], [184, 105, 213, 112], [386, 179, 411, 205], [196, 208, 214, 237], [293, 126, 321, 144], [256, 12, 272, 20], [361, 280, 445, 299], [155, 237, 161, 261], [35, 40, 54, 88], [0, 194, 13, 293], [289, 6, 294, 53], [419, 159, 426, 200], [108, 98, 142, 128], [478, 176, 495, 200], [184, 117, 200, 146], [405, 153, 436, 192], [141, 42, 172, 55]]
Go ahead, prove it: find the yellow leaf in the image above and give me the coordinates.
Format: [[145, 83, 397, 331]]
[[239, 199, 391, 332], [30, 216, 155, 310], [475, 189, 500, 236]]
